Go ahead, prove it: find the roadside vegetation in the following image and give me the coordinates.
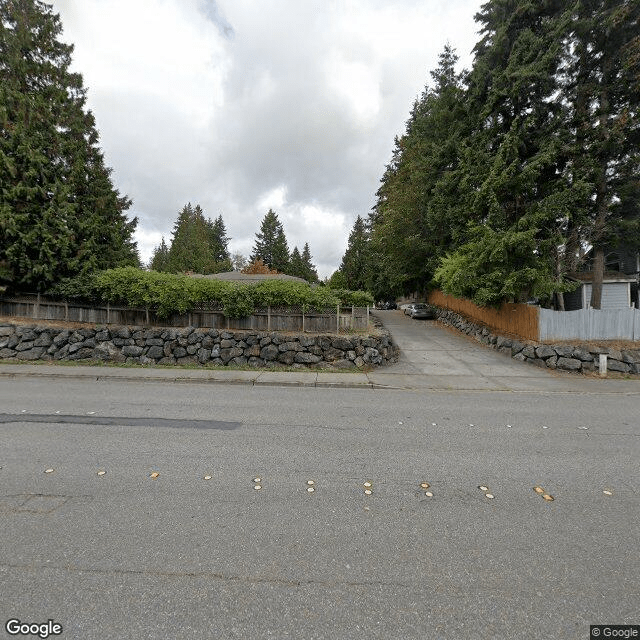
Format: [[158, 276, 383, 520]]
[[47, 267, 373, 318], [330, 3, 639, 309]]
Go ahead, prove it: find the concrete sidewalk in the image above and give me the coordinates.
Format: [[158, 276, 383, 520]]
[[1, 361, 639, 394]]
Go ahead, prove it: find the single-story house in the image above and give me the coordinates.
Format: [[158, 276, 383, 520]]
[[188, 271, 308, 284], [564, 271, 637, 310]]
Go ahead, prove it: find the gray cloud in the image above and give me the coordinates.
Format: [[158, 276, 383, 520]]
[[198, 0, 234, 39], [51, 0, 483, 278]]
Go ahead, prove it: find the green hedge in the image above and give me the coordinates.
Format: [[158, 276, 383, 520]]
[[48, 268, 374, 318]]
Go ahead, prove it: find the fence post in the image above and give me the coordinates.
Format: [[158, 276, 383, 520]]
[[268, 306, 271, 331], [351, 305, 355, 330], [599, 354, 608, 377], [302, 308, 305, 333], [65, 301, 69, 322], [367, 305, 369, 327], [35, 292, 40, 320], [337, 304, 340, 335], [106, 302, 110, 324]]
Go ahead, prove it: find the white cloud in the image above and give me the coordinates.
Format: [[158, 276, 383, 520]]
[[50, 0, 483, 279]]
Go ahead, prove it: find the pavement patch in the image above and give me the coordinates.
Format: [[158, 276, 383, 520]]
[[0, 413, 242, 431]]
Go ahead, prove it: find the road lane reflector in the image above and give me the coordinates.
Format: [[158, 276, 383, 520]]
[[150, 472, 159, 479], [44, 468, 54, 474]]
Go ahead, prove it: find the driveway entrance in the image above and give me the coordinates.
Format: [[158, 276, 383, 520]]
[[368, 310, 589, 392]]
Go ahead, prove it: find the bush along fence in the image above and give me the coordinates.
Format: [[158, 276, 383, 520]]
[[0, 295, 370, 333], [434, 308, 640, 375], [0, 321, 398, 369]]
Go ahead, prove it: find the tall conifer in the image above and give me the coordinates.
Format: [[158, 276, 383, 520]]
[[0, 0, 138, 290], [250, 209, 290, 272]]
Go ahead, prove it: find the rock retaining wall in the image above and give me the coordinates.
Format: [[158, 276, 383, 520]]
[[0, 321, 398, 369], [434, 308, 640, 375]]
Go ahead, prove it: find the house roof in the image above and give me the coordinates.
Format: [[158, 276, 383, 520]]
[[567, 271, 636, 284], [187, 271, 308, 284]]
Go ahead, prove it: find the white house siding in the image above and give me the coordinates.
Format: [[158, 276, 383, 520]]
[[582, 282, 630, 309]]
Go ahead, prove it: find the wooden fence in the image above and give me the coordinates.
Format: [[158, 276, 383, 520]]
[[0, 295, 370, 333], [428, 290, 539, 341], [428, 290, 640, 342]]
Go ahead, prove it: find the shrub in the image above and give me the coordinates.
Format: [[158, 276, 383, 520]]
[[49, 267, 373, 318]]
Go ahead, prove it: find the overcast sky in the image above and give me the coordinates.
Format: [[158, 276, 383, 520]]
[[51, 0, 484, 278]]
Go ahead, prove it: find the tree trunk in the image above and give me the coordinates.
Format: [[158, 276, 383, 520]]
[[590, 248, 604, 309], [589, 38, 613, 311]]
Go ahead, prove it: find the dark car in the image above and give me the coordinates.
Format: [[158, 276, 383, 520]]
[[409, 303, 435, 319]]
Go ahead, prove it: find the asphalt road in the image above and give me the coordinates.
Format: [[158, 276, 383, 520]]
[[1, 375, 639, 640]]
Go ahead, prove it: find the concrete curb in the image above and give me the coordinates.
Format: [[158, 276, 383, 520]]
[[2, 362, 640, 394], [0, 364, 374, 389]]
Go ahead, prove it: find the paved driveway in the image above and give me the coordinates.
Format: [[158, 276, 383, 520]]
[[369, 310, 606, 392]]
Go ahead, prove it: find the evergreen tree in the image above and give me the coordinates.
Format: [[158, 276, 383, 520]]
[[563, 0, 640, 308], [166, 204, 206, 272], [150, 237, 170, 272], [367, 0, 639, 308], [338, 216, 370, 291], [165, 205, 232, 274], [250, 209, 290, 272], [435, 2, 584, 305], [288, 246, 306, 279], [371, 44, 468, 296], [207, 214, 231, 266], [301, 243, 319, 282], [0, 0, 138, 291]]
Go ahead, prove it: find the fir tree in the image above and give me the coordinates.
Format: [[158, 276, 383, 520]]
[[0, 0, 138, 291], [207, 214, 231, 266], [150, 237, 170, 272], [166, 204, 207, 273], [563, 0, 640, 308], [436, 0, 575, 305], [338, 216, 370, 291], [250, 209, 290, 272], [371, 44, 467, 296], [289, 247, 306, 279], [301, 243, 319, 282]]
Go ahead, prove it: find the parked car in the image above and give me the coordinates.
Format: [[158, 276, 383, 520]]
[[377, 300, 397, 310], [409, 303, 436, 319], [403, 303, 416, 315]]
